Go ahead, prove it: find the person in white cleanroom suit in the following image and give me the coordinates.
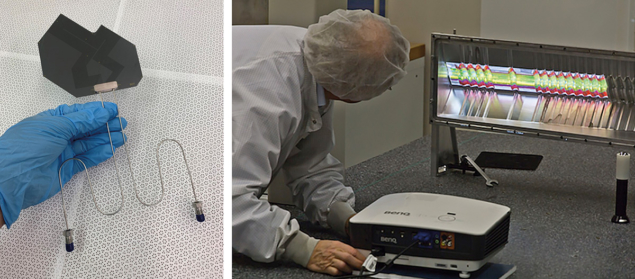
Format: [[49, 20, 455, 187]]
[[233, 9, 410, 276]]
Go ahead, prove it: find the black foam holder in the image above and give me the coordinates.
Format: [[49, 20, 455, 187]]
[[474, 152, 543, 171], [38, 14, 142, 97]]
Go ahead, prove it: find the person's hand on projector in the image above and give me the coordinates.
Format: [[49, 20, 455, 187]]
[[306, 240, 366, 276]]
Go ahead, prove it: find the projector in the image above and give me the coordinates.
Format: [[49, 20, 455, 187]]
[[349, 193, 511, 278]]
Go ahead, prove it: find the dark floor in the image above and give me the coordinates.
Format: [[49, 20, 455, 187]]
[[233, 130, 635, 279]]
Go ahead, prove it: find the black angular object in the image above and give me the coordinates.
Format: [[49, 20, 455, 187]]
[[38, 14, 142, 97], [474, 152, 543, 171]]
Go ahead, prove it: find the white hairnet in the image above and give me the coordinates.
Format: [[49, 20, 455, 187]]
[[303, 9, 410, 102]]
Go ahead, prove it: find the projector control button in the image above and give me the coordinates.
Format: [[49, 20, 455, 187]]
[[438, 215, 456, 221]]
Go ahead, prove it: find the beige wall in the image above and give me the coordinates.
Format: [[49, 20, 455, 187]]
[[232, 0, 269, 25], [269, 0, 346, 27], [481, 0, 632, 52], [339, 57, 425, 167], [385, 0, 482, 136]]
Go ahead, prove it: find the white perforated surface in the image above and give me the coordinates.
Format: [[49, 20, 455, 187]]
[[0, 1, 223, 278], [116, 0, 224, 77], [0, 0, 120, 56]]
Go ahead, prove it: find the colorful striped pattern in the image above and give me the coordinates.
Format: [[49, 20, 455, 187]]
[[447, 62, 609, 98]]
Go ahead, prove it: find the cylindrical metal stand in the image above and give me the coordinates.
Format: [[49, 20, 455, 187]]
[[612, 152, 630, 224]]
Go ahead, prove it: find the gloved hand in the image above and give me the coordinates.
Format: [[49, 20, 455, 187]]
[[0, 102, 127, 228]]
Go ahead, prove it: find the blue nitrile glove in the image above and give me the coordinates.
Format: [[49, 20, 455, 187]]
[[0, 101, 128, 228]]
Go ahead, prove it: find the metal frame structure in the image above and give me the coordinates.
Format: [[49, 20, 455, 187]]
[[430, 33, 635, 176]]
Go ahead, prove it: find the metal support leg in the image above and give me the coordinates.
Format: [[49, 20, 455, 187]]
[[431, 124, 460, 176]]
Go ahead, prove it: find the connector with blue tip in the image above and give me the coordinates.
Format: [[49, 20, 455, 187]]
[[63, 229, 74, 252], [193, 201, 205, 222], [196, 214, 205, 222], [413, 231, 433, 248]]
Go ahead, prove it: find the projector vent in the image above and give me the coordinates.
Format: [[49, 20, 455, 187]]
[[484, 214, 510, 255]]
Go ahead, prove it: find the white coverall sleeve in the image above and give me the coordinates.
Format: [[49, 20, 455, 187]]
[[281, 103, 356, 236], [232, 55, 318, 267]]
